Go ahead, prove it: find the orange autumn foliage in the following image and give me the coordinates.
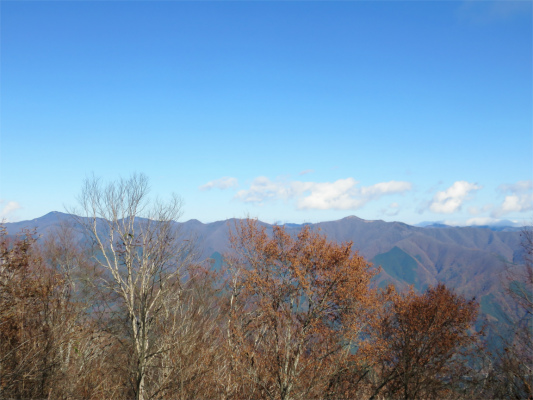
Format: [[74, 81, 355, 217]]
[[366, 284, 481, 400], [225, 219, 378, 400], [0, 216, 491, 400]]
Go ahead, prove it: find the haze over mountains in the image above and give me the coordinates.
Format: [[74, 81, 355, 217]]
[[4, 211, 528, 327]]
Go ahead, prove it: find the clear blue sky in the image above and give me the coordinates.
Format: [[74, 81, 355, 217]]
[[1, 1, 531, 226]]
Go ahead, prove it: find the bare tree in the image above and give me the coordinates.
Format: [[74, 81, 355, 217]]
[[42, 221, 130, 399], [0, 226, 88, 399], [71, 173, 197, 400], [506, 225, 533, 317], [146, 263, 227, 400], [486, 224, 533, 399]]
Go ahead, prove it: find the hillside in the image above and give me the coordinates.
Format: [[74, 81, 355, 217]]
[[4, 212, 527, 326]]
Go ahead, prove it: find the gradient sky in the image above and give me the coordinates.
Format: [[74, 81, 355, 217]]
[[1, 1, 531, 226]]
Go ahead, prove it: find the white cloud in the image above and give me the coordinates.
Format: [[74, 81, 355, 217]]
[[429, 181, 481, 214], [498, 180, 533, 194], [235, 176, 291, 203], [299, 169, 314, 176], [465, 217, 500, 226], [297, 179, 412, 210], [499, 195, 532, 213], [442, 218, 492, 227], [199, 177, 238, 191], [295, 178, 363, 210], [380, 202, 401, 217], [0, 200, 22, 222], [492, 180, 533, 217], [467, 206, 479, 215], [234, 177, 412, 210], [468, 204, 493, 216], [444, 217, 524, 228]]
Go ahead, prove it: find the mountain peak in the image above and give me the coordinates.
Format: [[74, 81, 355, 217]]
[[44, 211, 64, 217], [343, 215, 365, 221]]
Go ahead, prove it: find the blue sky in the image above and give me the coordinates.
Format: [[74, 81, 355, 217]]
[[1, 1, 531, 226]]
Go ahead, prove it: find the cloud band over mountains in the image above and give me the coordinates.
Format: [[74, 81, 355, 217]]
[[492, 180, 533, 217], [200, 175, 533, 223], [428, 181, 482, 214], [234, 177, 412, 210]]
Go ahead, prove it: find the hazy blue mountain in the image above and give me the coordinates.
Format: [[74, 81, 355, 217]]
[[415, 219, 526, 232], [4, 212, 527, 325]]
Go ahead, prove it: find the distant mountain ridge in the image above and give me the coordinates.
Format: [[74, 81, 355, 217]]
[[4, 212, 528, 327], [416, 219, 526, 232]]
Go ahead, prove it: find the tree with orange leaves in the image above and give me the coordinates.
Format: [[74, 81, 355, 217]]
[[366, 283, 481, 400], [225, 219, 378, 400]]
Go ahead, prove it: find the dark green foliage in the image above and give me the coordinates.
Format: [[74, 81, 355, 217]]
[[372, 246, 419, 289]]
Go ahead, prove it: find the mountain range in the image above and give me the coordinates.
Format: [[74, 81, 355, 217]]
[[4, 212, 528, 328]]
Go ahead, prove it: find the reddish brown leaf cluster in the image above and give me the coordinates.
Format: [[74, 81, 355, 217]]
[[364, 284, 480, 399], [224, 220, 378, 399], [1, 217, 527, 399]]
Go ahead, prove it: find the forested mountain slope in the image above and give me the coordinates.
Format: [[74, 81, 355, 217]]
[[5, 212, 526, 324]]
